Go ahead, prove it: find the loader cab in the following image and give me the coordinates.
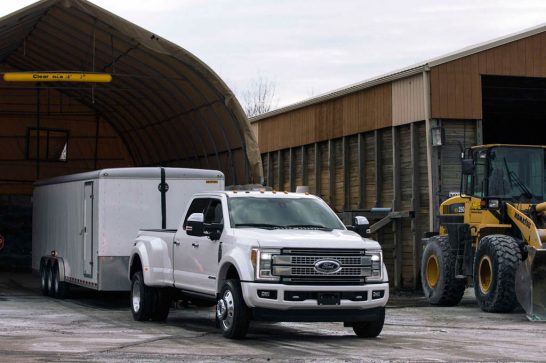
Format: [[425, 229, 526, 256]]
[[462, 145, 546, 204]]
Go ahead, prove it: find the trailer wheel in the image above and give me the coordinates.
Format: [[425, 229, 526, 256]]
[[131, 271, 153, 321], [52, 262, 69, 299], [216, 279, 251, 339], [352, 307, 385, 338], [421, 235, 466, 306], [40, 261, 49, 296], [47, 263, 56, 297], [473, 235, 521, 313], [151, 288, 171, 322]]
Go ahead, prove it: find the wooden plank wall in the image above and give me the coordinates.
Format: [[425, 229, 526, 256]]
[[261, 122, 430, 289], [257, 83, 392, 153], [0, 86, 132, 195], [431, 31, 546, 119]]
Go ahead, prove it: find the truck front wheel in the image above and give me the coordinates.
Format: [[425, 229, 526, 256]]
[[351, 307, 385, 338], [131, 271, 153, 321], [216, 279, 251, 339]]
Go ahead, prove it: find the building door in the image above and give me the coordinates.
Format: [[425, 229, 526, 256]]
[[83, 182, 94, 277]]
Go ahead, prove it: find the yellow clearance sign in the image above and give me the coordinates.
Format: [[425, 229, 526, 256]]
[[2, 72, 112, 83]]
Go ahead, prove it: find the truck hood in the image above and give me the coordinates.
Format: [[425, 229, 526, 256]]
[[232, 228, 380, 250]]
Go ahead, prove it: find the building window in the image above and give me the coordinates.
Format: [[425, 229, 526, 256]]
[[26, 128, 69, 162]]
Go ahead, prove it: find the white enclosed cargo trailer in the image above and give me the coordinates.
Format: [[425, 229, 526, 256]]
[[32, 167, 224, 297]]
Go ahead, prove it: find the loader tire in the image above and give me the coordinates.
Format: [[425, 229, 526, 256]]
[[421, 235, 466, 306], [131, 271, 153, 321], [474, 235, 521, 313]]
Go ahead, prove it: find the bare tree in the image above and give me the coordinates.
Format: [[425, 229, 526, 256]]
[[242, 77, 278, 117]]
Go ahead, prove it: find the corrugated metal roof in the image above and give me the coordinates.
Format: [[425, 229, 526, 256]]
[[251, 22, 546, 123]]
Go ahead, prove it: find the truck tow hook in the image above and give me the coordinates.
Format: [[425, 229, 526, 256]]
[[216, 298, 227, 320]]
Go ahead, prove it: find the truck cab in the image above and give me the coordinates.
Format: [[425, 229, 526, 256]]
[[129, 190, 389, 339]]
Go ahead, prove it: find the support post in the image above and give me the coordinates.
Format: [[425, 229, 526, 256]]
[[277, 150, 283, 191], [392, 126, 402, 289], [35, 84, 40, 179], [267, 152, 273, 187], [328, 140, 335, 208], [476, 119, 483, 145], [374, 130, 382, 208], [410, 122, 422, 289], [301, 145, 308, 186], [358, 133, 366, 209], [343, 136, 350, 210], [314, 143, 320, 196], [289, 148, 295, 192]]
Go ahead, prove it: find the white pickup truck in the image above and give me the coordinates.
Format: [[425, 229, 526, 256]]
[[129, 190, 389, 339]]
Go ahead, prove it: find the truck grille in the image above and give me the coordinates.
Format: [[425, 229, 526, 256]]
[[272, 248, 371, 285]]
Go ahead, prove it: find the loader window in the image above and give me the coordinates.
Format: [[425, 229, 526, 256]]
[[487, 147, 544, 202]]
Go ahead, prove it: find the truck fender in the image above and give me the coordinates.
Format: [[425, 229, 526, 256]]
[[216, 251, 253, 293], [129, 235, 171, 285], [129, 240, 151, 282]]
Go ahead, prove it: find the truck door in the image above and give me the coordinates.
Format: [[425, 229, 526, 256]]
[[83, 181, 94, 277], [174, 198, 221, 296]]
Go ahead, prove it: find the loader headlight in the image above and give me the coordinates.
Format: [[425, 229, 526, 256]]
[[488, 199, 500, 209], [366, 250, 383, 282], [251, 248, 280, 281]]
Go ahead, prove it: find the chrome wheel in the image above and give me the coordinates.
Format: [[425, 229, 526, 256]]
[[219, 290, 235, 330], [132, 279, 141, 313]]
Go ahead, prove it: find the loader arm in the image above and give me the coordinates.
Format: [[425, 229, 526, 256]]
[[505, 203, 543, 249]]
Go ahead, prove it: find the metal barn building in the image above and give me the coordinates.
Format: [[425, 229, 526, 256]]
[[250, 24, 546, 289], [0, 0, 261, 269]]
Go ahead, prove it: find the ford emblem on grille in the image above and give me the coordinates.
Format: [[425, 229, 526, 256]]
[[314, 259, 341, 274]]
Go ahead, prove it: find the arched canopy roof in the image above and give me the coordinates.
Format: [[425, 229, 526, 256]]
[[0, 0, 262, 185]]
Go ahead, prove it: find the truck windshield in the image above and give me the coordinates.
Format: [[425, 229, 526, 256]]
[[486, 147, 545, 202], [228, 197, 345, 230]]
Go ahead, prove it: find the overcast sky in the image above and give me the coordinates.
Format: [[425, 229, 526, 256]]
[[2, 1, 546, 109]]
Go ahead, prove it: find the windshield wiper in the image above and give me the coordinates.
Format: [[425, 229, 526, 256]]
[[503, 157, 534, 200], [285, 224, 332, 230], [235, 223, 281, 230]]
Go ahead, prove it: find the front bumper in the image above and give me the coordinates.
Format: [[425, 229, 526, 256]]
[[240, 281, 389, 310]]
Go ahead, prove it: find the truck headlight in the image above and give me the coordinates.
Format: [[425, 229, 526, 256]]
[[251, 248, 280, 281], [366, 250, 383, 282]]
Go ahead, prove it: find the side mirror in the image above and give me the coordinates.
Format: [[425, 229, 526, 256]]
[[186, 213, 204, 236], [353, 216, 370, 238], [204, 222, 223, 241], [461, 159, 474, 175]]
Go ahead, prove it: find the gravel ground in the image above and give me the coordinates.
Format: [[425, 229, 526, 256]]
[[0, 272, 544, 362]]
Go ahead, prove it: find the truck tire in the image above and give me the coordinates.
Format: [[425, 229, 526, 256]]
[[52, 262, 69, 299], [151, 288, 171, 322], [352, 307, 385, 338], [421, 235, 466, 306], [131, 271, 153, 321], [473, 235, 521, 313], [40, 261, 49, 296], [216, 279, 251, 339]]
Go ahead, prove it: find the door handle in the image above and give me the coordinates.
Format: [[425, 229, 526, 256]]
[[191, 242, 199, 248], [173, 240, 180, 246]]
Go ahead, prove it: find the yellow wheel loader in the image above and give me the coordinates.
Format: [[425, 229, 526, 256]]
[[421, 144, 546, 320]]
